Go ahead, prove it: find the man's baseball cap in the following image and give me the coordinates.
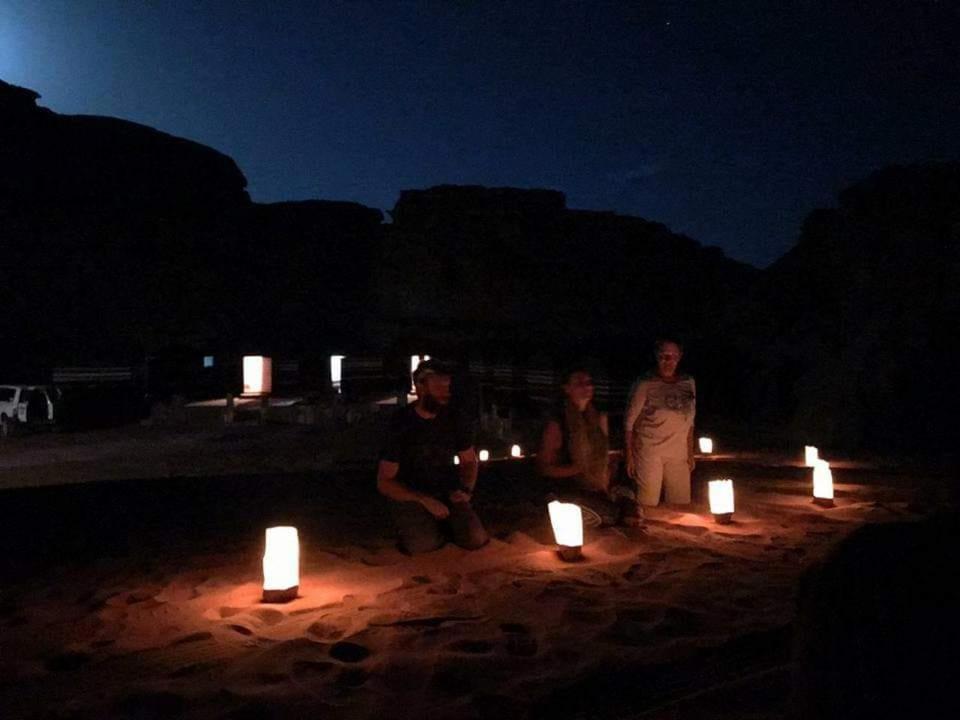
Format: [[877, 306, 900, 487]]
[[412, 358, 454, 384]]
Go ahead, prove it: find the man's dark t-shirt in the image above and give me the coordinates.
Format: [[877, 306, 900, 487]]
[[380, 404, 473, 498]]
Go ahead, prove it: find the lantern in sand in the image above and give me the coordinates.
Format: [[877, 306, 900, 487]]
[[243, 355, 273, 396], [812, 459, 835, 507], [548, 500, 584, 561], [804, 445, 819, 467], [698, 437, 714, 454], [510, 444, 523, 458], [453, 455, 460, 466], [329, 355, 345, 392], [262, 526, 299, 603], [708, 479, 735, 524], [478, 449, 490, 462]]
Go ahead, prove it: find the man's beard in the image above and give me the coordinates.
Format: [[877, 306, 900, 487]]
[[420, 394, 446, 414]]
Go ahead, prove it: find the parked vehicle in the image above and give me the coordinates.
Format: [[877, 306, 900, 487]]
[[0, 385, 60, 436]]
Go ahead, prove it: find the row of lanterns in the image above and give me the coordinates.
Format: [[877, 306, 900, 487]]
[[262, 444, 839, 601], [454, 445, 523, 465], [549, 443, 836, 561]]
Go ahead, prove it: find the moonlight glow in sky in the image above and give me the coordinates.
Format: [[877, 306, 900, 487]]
[[2, 0, 958, 266]]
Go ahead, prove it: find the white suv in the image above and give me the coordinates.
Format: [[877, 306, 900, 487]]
[[0, 385, 59, 437]]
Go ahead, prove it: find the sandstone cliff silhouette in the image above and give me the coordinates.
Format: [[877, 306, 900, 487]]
[[3, 79, 957, 451]]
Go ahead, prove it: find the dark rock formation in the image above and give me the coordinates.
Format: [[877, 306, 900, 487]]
[[1, 79, 249, 212], [0, 79, 382, 380], [2, 78, 957, 453], [725, 162, 960, 451], [375, 185, 755, 362]]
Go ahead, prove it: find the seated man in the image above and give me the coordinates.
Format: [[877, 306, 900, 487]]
[[377, 359, 489, 554], [537, 366, 641, 527]]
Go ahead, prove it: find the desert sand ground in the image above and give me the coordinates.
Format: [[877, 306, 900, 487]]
[[0, 420, 950, 719]]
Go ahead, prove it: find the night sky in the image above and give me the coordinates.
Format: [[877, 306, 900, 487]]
[[2, 0, 958, 267]]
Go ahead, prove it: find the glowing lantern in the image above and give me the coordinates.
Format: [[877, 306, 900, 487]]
[[510, 444, 523, 458], [243, 355, 273, 396], [698, 437, 714, 454], [812, 459, 835, 507], [804, 445, 819, 467], [330, 355, 345, 392], [708, 479, 735, 524], [262, 526, 299, 603], [548, 500, 584, 561], [479, 449, 490, 462], [453, 455, 460, 466]]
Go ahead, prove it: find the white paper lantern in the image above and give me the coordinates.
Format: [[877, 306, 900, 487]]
[[243, 355, 273, 396], [329, 355, 345, 391], [804, 445, 819, 467], [510, 444, 523, 458], [262, 526, 299, 602], [698, 436, 714, 454], [453, 455, 460, 465], [813, 459, 835, 507], [708, 479, 735, 523], [548, 500, 584, 560], [479, 449, 490, 462]]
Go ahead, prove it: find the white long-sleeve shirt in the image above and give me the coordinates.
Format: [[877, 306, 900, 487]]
[[624, 373, 696, 459]]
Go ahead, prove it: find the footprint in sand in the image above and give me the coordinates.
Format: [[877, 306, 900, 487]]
[[250, 608, 286, 626], [336, 668, 370, 689], [229, 624, 255, 636], [564, 606, 609, 624], [307, 621, 345, 641], [170, 631, 213, 646], [428, 574, 463, 595], [293, 660, 336, 679], [447, 639, 494, 654], [500, 623, 538, 657], [114, 691, 186, 717], [329, 641, 371, 663], [168, 661, 221, 678], [44, 651, 91, 673], [622, 563, 658, 584], [659, 607, 708, 636], [255, 671, 288, 685]]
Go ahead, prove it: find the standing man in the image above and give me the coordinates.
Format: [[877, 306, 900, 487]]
[[377, 359, 489, 554], [625, 338, 696, 506]]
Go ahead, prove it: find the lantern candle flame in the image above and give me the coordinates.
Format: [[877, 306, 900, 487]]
[[812, 459, 835, 507], [548, 500, 584, 561], [698, 436, 714, 454], [804, 445, 819, 467], [708, 479, 735, 524], [262, 526, 299, 603]]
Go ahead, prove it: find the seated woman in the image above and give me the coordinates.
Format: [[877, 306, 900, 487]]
[[537, 366, 641, 527]]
